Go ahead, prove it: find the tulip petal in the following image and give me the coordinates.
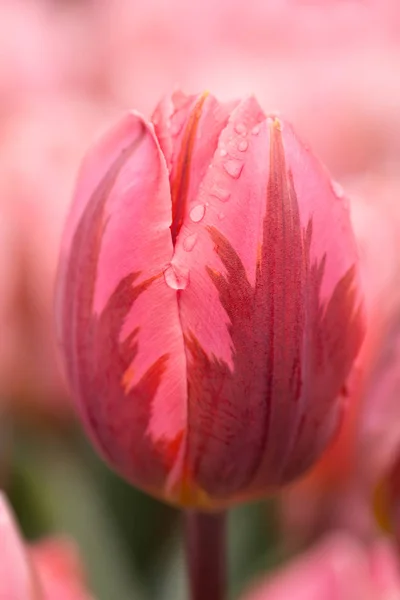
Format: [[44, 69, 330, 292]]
[[31, 538, 93, 600], [57, 113, 187, 496], [275, 121, 364, 483], [168, 101, 364, 502], [242, 534, 382, 600], [0, 493, 43, 599], [152, 91, 240, 244]]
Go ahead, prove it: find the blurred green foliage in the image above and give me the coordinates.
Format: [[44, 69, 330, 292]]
[[9, 422, 281, 599]]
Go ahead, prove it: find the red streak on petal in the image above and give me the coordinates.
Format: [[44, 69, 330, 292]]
[[170, 92, 208, 244], [61, 125, 172, 491], [182, 119, 364, 501], [157, 428, 185, 470], [62, 123, 147, 359], [121, 364, 135, 393], [252, 118, 305, 465]]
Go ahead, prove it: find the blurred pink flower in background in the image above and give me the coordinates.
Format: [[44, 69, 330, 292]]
[[0, 0, 119, 418], [0, 99, 117, 420], [242, 534, 400, 600], [0, 492, 93, 599]]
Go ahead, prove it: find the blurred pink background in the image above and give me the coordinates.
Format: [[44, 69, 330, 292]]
[[2, 1, 400, 598]]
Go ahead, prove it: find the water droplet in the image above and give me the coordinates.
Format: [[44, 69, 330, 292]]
[[190, 204, 206, 222], [218, 212, 225, 220], [223, 159, 243, 179], [210, 185, 231, 202], [251, 124, 260, 135], [163, 264, 189, 290], [238, 140, 248, 152], [331, 180, 344, 198], [234, 123, 246, 135], [183, 233, 197, 252], [219, 147, 228, 157]]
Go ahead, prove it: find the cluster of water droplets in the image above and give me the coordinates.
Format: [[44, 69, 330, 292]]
[[218, 121, 259, 194], [164, 118, 264, 288], [184, 119, 263, 229]]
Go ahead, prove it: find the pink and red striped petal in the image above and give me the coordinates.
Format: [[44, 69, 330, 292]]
[[57, 113, 187, 497]]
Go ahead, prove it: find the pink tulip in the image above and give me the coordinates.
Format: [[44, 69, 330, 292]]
[[56, 90, 365, 508], [31, 538, 94, 600], [242, 534, 400, 600], [0, 493, 42, 599], [0, 492, 92, 600]]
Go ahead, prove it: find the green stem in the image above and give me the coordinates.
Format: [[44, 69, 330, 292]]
[[185, 510, 227, 600]]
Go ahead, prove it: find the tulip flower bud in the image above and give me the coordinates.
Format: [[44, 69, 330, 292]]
[[56, 91, 365, 508]]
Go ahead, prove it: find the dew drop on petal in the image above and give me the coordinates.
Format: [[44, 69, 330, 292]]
[[238, 139, 248, 152], [164, 264, 189, 290], [219, 147, 228, 157], [190, 204, 206, 222], [251, 124, 260, 135], [210, 185, 231, 202], [223, 159, 244, 179], [234, 123, 246, 135], [183, 233, 197, 251]]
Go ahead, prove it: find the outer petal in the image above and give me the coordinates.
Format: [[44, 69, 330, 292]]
[[0, 493, 43, 600], [268, 120, 365, 484], [31, 538, 93, 600], [167, 100, 364, 504], [56, 112, 187, 498]]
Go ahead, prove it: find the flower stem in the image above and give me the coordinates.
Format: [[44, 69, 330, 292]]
[[185, 510, 227, 600]]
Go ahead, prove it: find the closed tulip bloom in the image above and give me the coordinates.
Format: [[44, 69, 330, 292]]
[[56, 91, 365, 508]]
